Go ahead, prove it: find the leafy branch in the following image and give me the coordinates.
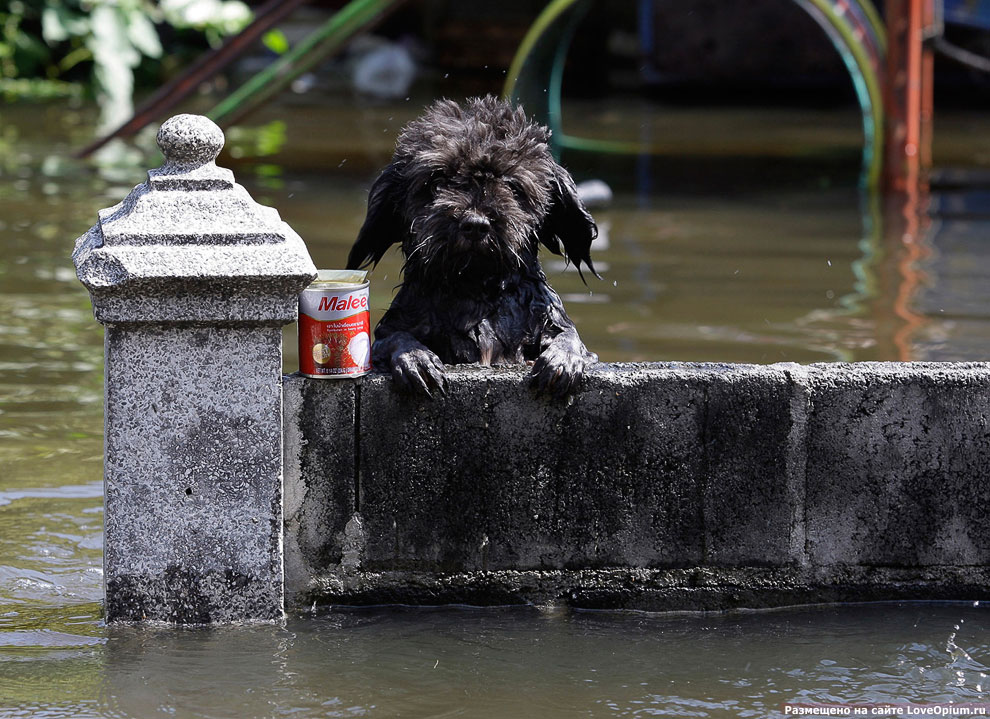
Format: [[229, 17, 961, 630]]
[[1, 0, 251, 131]]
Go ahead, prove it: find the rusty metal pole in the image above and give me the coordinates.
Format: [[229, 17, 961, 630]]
[[882, 0, 938, 359], [883, 0, 937, 193], [919, 0, 937, 175]]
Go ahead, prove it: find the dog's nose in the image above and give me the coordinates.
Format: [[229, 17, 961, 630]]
[[460, 212, 491, 237]]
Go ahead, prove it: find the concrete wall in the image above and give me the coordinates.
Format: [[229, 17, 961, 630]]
[[283, 362, 990, 611]]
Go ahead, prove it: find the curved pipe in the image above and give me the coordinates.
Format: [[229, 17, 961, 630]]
[[503, 0, 886, 187]]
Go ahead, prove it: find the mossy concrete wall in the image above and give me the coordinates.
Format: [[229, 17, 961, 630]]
[[283, 362, 990, 611]]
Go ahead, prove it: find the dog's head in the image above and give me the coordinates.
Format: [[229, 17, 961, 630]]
[[347, 96, 598, 286]]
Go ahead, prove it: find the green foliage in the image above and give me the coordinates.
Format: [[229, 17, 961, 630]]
[[261, 28, 289, 56], [226, 119, 288, 159], [1, 0, 252, 131], [160, 0, 252, 49], [0, 76, 81, 100], [1, 3, 50, 81]]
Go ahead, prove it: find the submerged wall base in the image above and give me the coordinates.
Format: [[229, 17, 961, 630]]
[[302, 566, 990, 611], [284, 362, 990, 612]]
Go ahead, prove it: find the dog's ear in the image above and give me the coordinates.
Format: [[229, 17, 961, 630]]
[[538, 163, 601, 281], [347, 164, 405, 270]]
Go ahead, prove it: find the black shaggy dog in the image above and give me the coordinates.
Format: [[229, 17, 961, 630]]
[[346, 96, 599, 398]]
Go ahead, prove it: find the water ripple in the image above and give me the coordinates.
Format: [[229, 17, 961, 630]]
[[0, 482, 102, 507], [0, 629, 104, 649]]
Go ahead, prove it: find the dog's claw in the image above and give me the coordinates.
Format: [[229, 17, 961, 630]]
[[392, 347, 448, 399], [529, 345, 587, 399]]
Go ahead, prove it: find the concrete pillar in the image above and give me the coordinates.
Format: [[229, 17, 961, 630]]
[[73, 114, 317, 623]]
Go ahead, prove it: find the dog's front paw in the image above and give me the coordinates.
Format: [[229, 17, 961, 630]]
[[391, 348, 448, 398], [529, 345, 590, 399]]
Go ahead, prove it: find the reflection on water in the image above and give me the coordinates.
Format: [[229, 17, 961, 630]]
[[3, 99, 990, 716]]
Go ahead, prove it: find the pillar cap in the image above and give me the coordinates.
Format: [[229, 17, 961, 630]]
[[73, 114, 317, 325], [156, 113, 225, 166]]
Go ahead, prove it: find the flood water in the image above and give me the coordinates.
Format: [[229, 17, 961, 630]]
[[5, 604, 990, 717], [3, 97, 990, 716]]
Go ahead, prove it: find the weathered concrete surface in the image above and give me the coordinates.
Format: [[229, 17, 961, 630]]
[[285, 362, 990, 611], [805, 363, 990, 567], [357, 364, 709, 573], [703, 364, 806, 566], [74, 114, 317, 623], [283, 378, 356, 598], [104, 326, 284, 622]]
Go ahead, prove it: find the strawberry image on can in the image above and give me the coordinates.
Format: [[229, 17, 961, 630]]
[[298, 270, 372, 378]]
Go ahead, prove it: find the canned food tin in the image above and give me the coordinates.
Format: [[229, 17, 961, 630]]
[[298, 270, 372, 379]]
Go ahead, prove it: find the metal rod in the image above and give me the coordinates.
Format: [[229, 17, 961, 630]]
[[76, 0, 309, 159], [883, 0, 936, 192], [208, 0, 408, 128]]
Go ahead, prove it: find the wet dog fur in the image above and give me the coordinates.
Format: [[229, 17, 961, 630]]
[[346, 96, 598, 398]]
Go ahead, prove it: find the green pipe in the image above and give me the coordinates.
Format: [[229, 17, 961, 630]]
[[209, 0, 403, 126], [798, 0, 885, 187], [504, 0, 886, 188], [546, 0, 590, 140], [856, 0, 887, 54], [504, 0, 576, 102]]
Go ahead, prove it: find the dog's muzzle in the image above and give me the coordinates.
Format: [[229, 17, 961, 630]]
[[459, 211, 491, 239]]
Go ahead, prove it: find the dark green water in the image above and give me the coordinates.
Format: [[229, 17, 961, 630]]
[[2, 99, 990, 716]]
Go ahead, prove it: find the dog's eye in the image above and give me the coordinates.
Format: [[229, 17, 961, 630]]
[[506, 179, 527, 200]]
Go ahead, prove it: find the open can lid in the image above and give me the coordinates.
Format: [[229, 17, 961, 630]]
[[311, 269, 369, 287]]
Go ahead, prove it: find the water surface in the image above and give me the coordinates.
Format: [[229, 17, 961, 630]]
[[3, 603, 990, 717]]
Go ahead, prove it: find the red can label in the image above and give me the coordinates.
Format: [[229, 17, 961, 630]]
[[298, 282, 371, 378]]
